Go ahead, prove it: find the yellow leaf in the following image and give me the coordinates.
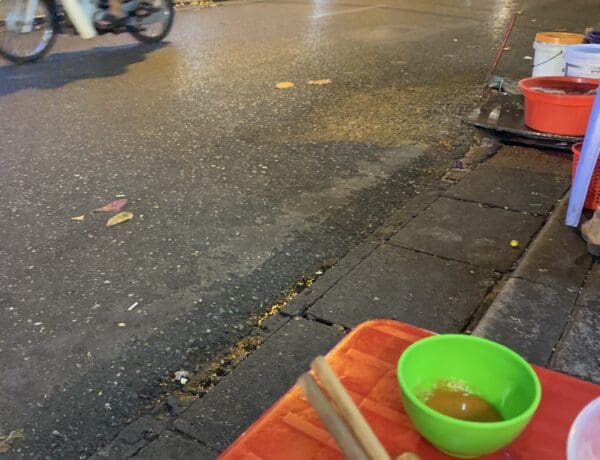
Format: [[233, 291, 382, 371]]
[[307, 79, 331, 85], [70, 215, 85, 222], [106, 212, 134, 227], [275, 81, 294, 89]]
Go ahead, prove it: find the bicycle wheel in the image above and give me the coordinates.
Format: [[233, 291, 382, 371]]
[[0, 0, 57, 64], [129, 0, 173, 44]]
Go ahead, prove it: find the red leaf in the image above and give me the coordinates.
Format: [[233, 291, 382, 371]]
[[93, 198, 128, 213]]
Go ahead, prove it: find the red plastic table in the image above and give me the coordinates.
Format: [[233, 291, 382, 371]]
[[220, 320, 600, 459]]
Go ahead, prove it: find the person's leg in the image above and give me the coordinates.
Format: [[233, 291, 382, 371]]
[[96, 0, 124, 28], [107, 0, 123, 17]]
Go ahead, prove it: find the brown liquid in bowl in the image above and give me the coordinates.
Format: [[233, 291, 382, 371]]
[[425, 388, 503, 422]]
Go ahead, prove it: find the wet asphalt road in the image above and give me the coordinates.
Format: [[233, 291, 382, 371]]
[[0, 0, 594, 456]]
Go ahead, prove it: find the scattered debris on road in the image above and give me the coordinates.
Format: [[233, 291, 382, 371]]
[[307, 79, 331, 85], [106, 212, 134, 227], [0, 429, 24, 454], [117, 322, 126, 327], [70, 215, 85, 222], [175, 336, 265, 400], [510, 239, 520, 248], [175, 0, 215, 7], [174, 370, 190, 385], [93, 198, 128, 213], [128, 302, 139, 311], [275, 81, 294, 89]]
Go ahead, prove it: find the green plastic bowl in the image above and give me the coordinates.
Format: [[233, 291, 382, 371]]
[[397, 334, 541, 458]]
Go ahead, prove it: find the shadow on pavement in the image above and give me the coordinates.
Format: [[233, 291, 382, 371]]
[[0, 42, 168, 96]]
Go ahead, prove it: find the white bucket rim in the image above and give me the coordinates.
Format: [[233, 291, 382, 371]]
[[534, 40, 571, 50]]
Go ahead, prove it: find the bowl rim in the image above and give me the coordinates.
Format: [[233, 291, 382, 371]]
[[566, 396, 600, 459], [397, 334, 542, 430]]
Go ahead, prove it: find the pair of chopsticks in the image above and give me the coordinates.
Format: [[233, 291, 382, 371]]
[[298, 356, 420, 460]]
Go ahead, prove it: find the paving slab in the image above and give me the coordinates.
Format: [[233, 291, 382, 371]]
[[473, 278, 577, 366], [91, 415, 168, 459], [444, 163, 569, 214], [308, 244, 497, 332], [370, 182, 450, 243], [514, 198, 591, 291], [551, 307, 600, 384], [576, 263, 600, 310], [134, 431, 217, 459], [280, 241, 377, 317], [388, 197, 544, 271], [173, 318, 343, 451], [486, 146, 571, 178]]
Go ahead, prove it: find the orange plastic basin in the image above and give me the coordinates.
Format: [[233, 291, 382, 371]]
[[519, 76, 598, 136]]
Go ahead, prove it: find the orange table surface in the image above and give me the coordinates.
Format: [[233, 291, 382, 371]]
[[219, 320, 600, 460]]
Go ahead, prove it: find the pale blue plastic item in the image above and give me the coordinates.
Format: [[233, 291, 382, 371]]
[[565, 45, 600, 78], [566, 83, 600, 227]]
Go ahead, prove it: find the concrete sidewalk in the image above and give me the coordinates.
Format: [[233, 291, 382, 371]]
[[94, 145, 599, 459]]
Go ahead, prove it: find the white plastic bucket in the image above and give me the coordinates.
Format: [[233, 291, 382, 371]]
[[532, 41, 570, 76], [566, 44, 600, 79]]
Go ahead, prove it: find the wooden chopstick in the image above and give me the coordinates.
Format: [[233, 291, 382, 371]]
[[297, 373, 370, 460], [310, 356, 391, 460]]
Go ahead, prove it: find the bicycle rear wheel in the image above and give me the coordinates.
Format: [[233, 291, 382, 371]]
[[129, 0, 173, 44]]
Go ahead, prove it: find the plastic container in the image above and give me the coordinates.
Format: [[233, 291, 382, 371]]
[[397, 334, 541, 459], [519, 76, 597, 136], [571, 142, 600, 210], [533, 32, 585, 77], [567, 396, 600, 460], [566, 44, 600, 78], [586, 31, 600, 44]]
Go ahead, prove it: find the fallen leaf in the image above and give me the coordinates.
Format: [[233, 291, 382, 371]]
[[70, 215, 85, 222], [275, 81, 294, 89], [93, 198, 128, 213], [106, 211, 134, 227], [307, 79, 331, 85], [0, 430, 24, 454]]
